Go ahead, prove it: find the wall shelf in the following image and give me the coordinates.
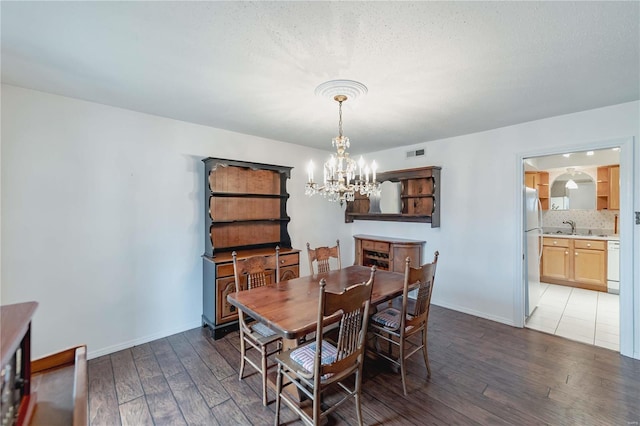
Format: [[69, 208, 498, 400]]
[[345, 166, 441, 226]]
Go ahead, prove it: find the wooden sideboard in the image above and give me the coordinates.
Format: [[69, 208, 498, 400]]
[[202, 158, 299, 339], [354, 235, 425, 273], [1, 302, 87, 426]]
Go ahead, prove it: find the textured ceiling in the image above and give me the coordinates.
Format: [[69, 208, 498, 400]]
[[2, 1, 638, 154]]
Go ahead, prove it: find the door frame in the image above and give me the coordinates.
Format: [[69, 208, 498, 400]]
[[515, 137, 637, 359]]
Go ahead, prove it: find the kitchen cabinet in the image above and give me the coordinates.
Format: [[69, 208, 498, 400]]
[[525, 171, 549, 210], [596, 165, 620, 210], [541, 239, 570, 281], [354, 235, 424, 272], [541, 237, 607, 291], [201, 158, 300, 339]]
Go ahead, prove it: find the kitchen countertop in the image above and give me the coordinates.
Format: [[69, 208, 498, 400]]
[[542, 233, 619, 241]]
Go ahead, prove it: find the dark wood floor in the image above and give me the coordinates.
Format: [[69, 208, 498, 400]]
[[88, 306, 640, 425]]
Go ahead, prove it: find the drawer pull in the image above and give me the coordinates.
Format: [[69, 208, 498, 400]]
[[575, 253, 578, 256], [565, 251, 568, 255], [280, 260, 285, 264], [587, 243, 591, 247], [553, 241, 557, 245]]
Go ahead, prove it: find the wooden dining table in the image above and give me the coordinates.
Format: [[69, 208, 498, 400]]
[[227, 265, 405, 345], [227, 265, 405, 409]]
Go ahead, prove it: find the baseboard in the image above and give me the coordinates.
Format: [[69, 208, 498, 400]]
[[87, 320, 202, 359], [432, 300, 517, 327]]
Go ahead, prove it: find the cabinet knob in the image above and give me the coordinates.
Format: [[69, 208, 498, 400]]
[[587, 243, 591, 247], [280, 260, 285, 264], [575, 253, 578, 256], [553, 241, 557, 245], [565, 251, 568, 255]]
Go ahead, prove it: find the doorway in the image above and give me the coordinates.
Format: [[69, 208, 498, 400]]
[[523, 147, 621, 351]]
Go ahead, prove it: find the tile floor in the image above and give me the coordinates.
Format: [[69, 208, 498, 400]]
[[525, 283, 619, 351]]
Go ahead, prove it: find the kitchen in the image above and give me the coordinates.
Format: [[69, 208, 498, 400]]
[[524, 147, 620, 350]]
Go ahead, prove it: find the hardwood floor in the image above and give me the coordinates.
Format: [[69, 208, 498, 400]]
[[88, 306, 640, 425]]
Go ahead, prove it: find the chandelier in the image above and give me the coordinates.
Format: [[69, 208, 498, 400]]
[[305, 92, 379, 206]]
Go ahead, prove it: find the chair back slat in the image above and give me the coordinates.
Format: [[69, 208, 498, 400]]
[[307, 240, 341, 274]]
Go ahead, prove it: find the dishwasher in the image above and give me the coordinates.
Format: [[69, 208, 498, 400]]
[[607, 240, 620, 294]]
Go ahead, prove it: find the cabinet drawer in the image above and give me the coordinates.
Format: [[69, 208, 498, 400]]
[[373, 242, 390, 252], [280, 265, 299, 282], [362, 240, 390, 252], [362, 240, 376, 250], [543, 237, 569, 248], [574, 239, 605, 250], [216, 263, 235, 278], [279, 253, 299, 267]]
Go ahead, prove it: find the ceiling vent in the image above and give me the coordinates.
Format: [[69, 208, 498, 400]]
[[406, 148, 425, 158]]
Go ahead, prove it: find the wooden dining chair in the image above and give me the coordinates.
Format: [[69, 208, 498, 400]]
[[368, 251, 439, 395], [274, 266, 376, 426], [306, 239, 341, 274], [232, 247, 283, 406]]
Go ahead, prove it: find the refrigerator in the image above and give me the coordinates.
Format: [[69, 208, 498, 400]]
[[524, 187, 543, 317]]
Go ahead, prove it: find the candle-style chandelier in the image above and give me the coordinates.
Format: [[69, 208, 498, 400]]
[[305, 82, 379, 206]]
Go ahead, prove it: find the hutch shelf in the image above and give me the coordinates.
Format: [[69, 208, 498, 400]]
[[201, 158, 299, 339]]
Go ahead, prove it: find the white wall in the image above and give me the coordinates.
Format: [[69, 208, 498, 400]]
[[3, 85, 638, 360], [354, 101, 639, 357], [0, 85, 354, 359]]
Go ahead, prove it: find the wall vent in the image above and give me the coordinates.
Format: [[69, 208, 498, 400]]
[[406, 148, 425, 158]]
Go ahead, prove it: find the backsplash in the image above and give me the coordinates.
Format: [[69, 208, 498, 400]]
[[542, 209, 619, 235]]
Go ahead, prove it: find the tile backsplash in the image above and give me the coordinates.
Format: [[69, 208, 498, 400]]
[[542, 209, 619, 235]]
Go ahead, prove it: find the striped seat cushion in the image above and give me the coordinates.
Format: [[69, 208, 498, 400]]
[[371, 307, 402, 330], [290, 340, 337, 374], [251, 322, 277, 337]]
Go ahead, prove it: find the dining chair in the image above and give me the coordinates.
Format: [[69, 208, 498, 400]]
[[274, 266, 376, 426], [368, 251, 439, 395], [232, 247, 283, 406], [306, 239, 341, 274]]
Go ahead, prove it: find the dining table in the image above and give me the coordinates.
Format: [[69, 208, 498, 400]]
[[227, 264, 406, 407], [227, 264, 406, 347]]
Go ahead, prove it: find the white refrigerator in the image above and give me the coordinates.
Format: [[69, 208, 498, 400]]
[[524, 187, 543, 317]]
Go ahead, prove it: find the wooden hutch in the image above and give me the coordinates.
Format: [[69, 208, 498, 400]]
[[202, 158, 300, 339]]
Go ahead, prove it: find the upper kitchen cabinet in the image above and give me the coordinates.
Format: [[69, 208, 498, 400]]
[[525, 171, 549, 210], [596, 165, 620, 210]]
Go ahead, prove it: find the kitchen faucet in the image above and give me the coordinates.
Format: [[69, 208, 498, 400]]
[[562, 220, 576, 235]]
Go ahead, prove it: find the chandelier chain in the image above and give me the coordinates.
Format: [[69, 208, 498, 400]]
[[338, 100, 343, 138]]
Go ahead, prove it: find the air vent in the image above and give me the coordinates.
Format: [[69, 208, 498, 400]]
[[406, 148, 425, 158]]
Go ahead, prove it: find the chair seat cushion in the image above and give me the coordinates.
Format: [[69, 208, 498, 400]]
[[371, 307, 402, 330], [251, 321, 277, 337], [290, 340, 337, 374]]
